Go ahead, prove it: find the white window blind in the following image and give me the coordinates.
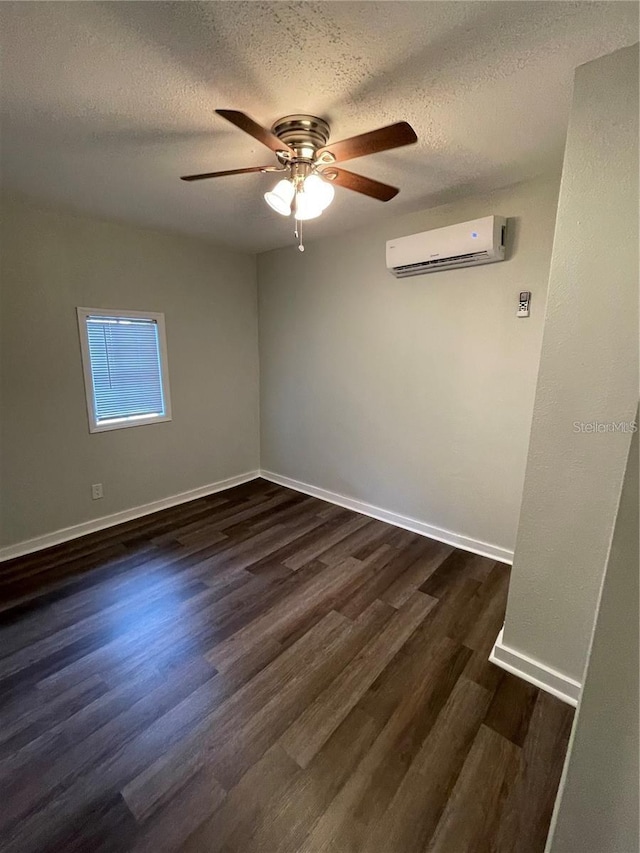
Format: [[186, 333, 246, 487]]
[[77, 308, 172, 433]]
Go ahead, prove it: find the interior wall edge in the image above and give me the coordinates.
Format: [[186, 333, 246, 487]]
[[0, 470, 261, 562], [260, 468, 514, 565], [489, 626, 581, 706]]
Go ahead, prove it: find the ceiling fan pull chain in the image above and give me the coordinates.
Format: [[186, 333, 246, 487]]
[[296, 218, 305, 252]]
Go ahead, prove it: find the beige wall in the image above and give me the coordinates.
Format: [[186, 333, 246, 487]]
[[502, 44, 639, 683], [0, 194, 260, 548], [546, 424, 638, 853], [258, 175, 560, 556]]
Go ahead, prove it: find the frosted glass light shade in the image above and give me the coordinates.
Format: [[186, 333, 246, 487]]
[[294, 191, 323, 221], [303, 174, 335, 210], [264, 179, 295, 216]]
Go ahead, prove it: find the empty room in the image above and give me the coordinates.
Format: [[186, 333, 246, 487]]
[[0, 2, 637, 852]]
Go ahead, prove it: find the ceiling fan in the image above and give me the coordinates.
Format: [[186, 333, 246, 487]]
[[181, 110, 418, 250]]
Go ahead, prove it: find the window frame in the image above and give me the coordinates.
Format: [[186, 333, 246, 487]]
[[76, 306, 173, 434]]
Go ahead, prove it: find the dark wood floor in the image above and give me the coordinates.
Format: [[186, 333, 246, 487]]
[[0, 479, 573, 853]]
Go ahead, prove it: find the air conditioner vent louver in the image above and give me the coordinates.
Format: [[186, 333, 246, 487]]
[[395, 251, 490, 273], [386, 216, 506, 278]]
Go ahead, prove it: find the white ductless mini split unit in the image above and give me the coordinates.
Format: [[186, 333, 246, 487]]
[[386, 215, 507, 277]]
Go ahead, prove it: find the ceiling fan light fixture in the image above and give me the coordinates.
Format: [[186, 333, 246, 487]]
[[264, 178, 295, 215], [303, 174, 335, 210], [183, 112, 416, 248]]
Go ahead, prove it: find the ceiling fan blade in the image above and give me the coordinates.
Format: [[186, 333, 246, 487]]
[[322, 167, 399, 201], [180, 166, 280, 182], [316, 121, 417, 164], [216, 109, 295, 156]]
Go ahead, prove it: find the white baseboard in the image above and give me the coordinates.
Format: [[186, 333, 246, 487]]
[[260, 469, 513, 564], [0, 471, 260, 562], [1, 468, 514, 566], [489, 627, 581, 706]]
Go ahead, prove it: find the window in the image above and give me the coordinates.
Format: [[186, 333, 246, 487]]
[[77, 307, 172, 433]]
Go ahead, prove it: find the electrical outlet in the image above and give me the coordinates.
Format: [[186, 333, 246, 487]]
[[91, 483, 103, 500]]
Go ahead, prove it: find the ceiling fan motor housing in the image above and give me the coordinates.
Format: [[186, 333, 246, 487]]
[[271, 115, 331, 162]]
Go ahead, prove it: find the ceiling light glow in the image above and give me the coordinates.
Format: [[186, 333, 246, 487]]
[[294, 191, 323, 221], [303, 174, 335, 211]]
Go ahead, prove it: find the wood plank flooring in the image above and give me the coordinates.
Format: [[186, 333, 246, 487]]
[[0, 479, 573, 853]]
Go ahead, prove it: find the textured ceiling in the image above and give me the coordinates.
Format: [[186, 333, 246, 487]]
[[1, 1, 637, 253]]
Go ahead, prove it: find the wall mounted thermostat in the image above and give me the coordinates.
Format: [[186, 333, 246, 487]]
[[517, 291, 531, 318]]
